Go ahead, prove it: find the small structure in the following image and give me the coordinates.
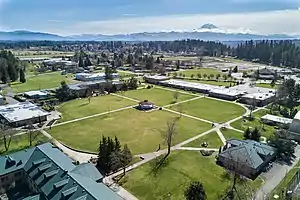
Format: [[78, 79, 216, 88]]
[[289, 111, 300, 141], [217, 139, 276, 180], [23, 90, 50, 100], [0, 143, 122, 199], [0, 102, 50, 127], [261, 114, 292, 127], [137, 100, 155, 110], [240, 92, 276, 107], [257, 68, 276, 80], [144, 75, 170, 84], [75, 72, 119, 82]]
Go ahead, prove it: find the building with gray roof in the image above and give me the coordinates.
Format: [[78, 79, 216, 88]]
[[217, 139, 276, 180], [0, 143, 122, 200], [0, 102, 50, 127]]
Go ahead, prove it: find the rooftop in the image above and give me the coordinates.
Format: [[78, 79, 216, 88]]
[[0, 102, 50, 123], [242, 92, 275, 101], [24, 90, 49, 97], [0, 143, 122, 200], [220, 139, 276, 169], [261, 114, 293, 125], [144, 75, 170, 80]]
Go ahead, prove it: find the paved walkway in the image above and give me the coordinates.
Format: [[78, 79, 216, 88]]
[[111, 93, 140, 103], [163, 108, 213, 124], [254, 145, 300, 199], [216, 129, 227, 144]]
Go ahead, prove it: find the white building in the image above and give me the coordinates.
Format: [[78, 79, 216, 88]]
[[261, 114, 293, 127], [23, 90, 50, 99], [289, 111, 300, 141], [75, 72, 119, 82], [144, 75, 170, 84], [0, 102, 50, 127], [240, 92, 276, 107]]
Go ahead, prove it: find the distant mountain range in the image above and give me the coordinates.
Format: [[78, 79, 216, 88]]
[[0, 24, 298, 42]]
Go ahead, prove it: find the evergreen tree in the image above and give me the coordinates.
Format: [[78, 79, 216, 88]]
[[243, 127, 251, 140], [19, 68, 26, 83], [184, 181, 206, 200], [78, 55, 84, 68], [251, 127, 261, 142]]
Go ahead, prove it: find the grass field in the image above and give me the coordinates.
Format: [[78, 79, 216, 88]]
[[222, 129, 244, 140], [161, 56, 198, 61], [169, 97, 246, 123], [184, 131, 223, 148], [230, 109, 275, 138], [180, 68, 224, 77], [256, 83, 278, 89], [49, 109, 211, 154], [121, 151, 262, 200], [58, 95, 136, 122], [11, 72, 75, 93], [122, 88, 195, 106], [0, 133, 49, 155]]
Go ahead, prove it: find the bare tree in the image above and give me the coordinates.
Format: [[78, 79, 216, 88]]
[[26, 121, 39, 146], [220, 148, 254, 200], [249, 97, 257, 118], [0, 124, 15, 152], [173, 92, 179, 103]]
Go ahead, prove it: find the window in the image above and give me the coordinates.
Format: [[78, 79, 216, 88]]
[[1, 177, 4, 182]]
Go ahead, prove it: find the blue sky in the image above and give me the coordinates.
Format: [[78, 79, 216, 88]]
[[0, 0, 300, 35]]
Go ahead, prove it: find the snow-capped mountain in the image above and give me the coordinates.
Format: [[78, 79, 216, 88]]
[[0, 24, 298, 41]]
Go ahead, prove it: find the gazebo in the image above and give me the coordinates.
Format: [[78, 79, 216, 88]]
[[137, 100, 154, 110]]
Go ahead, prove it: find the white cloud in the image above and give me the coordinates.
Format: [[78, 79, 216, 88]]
[[52, 9, 300, 36]]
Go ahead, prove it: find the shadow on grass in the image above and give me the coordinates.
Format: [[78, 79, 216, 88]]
[[148, 154, 170, 177]]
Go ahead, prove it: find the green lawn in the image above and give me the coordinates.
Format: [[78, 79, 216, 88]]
[[230, 109, 275, 138], [122, 88, 194, 106], [49, 109, 211, 155], [270, 161, 300, 199], [256, 83, 278, 89], [179, 68, 224, 77], [122, 151, 262, 200], [169, 97, 246, 123], [11, 72, 75, 93], [58, 95, 136, 122], [0, 133, 49, 155], [222, 129, 244, 140], [161, 56, 198, 61], [184, 131, 223, 148]]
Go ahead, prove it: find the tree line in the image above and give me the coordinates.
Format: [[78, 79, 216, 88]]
[[233, 40, 300, 68], [0, 50, 26, 84]]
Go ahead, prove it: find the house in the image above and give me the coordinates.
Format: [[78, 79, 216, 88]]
[[289, 111, 300, 141], [137, 100, 155, 110], [0, 143, 122, 200], [217, 139, 276, 180], [257, 68, 276, 80], [0, 102, 50, 127]]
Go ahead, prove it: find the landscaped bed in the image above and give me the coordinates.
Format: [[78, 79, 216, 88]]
[[49, 109, 211, 155], [58, 94, 136, 122], [169, 97, 246, 123], [122, 88, 195, 106], [121, 151, 263, 200]]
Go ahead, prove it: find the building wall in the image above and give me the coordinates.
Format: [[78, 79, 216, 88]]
[[12, 115, 48, 127], [240, 95, 275, 107], [0, 170, 22, 194], [208, 92, 239, 101]]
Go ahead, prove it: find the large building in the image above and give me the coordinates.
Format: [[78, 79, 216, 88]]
[[0, 102, 50, 127], [217, 139, 276, 180], [240, 92, 276, 107], [0, 143, 122, 200], [75, 73, 119, 82]]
